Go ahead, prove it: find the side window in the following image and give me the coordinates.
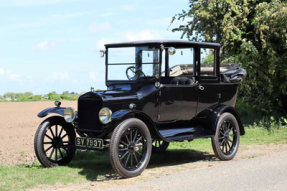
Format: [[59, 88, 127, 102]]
[[169, 48, 194, 77], [200, 48, 216, 76]]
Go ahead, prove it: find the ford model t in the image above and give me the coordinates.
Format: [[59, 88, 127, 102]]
[[35, 40, 246, 178]]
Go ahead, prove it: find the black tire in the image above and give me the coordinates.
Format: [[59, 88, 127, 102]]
[[211, 112, 240, 161], [152, 139, 169, 153], [110, 118, 152, 178], [34, 116, 76, 167]]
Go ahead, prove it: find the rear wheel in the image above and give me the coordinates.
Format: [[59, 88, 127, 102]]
[[211, 112, 240, 161], [152, 140, 169, 153], [34, 116, 76, 167], [110, 118, 152, 178]]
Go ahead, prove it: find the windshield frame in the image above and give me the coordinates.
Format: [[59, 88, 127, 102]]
[[105, 45, 162, 83]]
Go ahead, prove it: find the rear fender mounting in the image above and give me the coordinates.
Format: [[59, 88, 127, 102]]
[[197, 105, 245, 135]]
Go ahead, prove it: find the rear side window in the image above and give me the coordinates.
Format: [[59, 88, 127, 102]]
[[168, 48, 194, 77], [200, 48, 216, 77]]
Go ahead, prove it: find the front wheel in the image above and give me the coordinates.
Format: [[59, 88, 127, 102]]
[[110, 118, 152, 178], [34, 116, 76, 167], [211, 112, 240, 161]]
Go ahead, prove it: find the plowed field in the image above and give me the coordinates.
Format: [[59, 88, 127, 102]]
[[0, 101, 77, 165]]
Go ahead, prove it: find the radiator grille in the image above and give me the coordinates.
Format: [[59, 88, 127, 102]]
[[78, 97, 103, 132]]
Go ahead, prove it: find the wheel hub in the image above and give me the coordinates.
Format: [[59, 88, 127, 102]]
[[127, 142, 139, 153], [224, 134, 230, 141], [128, 144, 134, 150], [52, 137, 63, 148]]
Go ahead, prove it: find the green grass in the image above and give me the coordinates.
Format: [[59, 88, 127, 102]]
[[241, 127, 287, 145], [1, 127, 287, 191]]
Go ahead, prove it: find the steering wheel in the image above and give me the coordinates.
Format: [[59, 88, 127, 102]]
[[126, 66, 146, 80]]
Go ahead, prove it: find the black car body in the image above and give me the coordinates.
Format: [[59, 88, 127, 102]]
[[35, 40, 246, 178]]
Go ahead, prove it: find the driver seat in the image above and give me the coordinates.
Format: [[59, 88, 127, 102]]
[[171, 77, 194, 85]]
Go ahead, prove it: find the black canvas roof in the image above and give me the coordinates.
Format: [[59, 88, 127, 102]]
[[105, 40, 220, 48]]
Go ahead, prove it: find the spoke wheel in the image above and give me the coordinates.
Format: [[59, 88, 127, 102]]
[[211, 112, 240, 161], [218, 120, 237, 155], [118, 127, 146, 170], [152, 139, 169, 153], [34, 116, 76, 167], [110, 118, 152, 178]]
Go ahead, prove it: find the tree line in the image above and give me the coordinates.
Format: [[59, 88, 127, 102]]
[[1, 91, 80, 101]]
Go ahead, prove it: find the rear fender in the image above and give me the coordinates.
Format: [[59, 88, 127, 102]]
[[111, 109, 164, 140], [37, 107, 66, 118], [196, 105, 245, 135]]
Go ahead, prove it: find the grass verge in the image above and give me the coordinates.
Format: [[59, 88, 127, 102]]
[[1, 127, 287, 191]]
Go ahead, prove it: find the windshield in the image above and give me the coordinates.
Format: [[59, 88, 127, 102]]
[[107, 46, 160, 81]]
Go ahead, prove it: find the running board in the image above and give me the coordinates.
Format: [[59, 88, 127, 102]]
[[166, 134, 212, 142], [158, 126, 213, 142]]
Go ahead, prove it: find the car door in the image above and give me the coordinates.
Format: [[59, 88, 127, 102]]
[[157, 47, 197, 122], [178, 84, 198, 120], [196, 47, 220, 115], [157, 85, 182, 122]]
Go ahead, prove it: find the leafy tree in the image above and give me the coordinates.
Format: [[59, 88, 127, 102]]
[[171, 0, 287, 113], [62, 91, 69, 95], [24, 92, 33, 97], [17, 95, 29, 101], [202, 52, 214, 64], [60, 93, 69, 100], [4, 92, 15, 98], [32, 95, 42, 101], [49, 94, 61, 101]]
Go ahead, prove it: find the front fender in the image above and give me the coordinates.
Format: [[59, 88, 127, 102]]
[[111, 109, 164, 140], [37, 107, 66, 118], [197, 105, 245, 135]]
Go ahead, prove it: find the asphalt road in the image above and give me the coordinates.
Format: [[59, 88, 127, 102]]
[[104, 151, 287, 191]]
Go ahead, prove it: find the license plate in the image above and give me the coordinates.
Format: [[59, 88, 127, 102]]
[[75, 137, 103, 148]]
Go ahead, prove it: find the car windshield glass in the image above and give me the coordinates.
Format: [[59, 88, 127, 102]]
[[107, 46, 160, 81]]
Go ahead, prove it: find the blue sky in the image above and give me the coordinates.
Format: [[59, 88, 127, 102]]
[[0, 0, 189, 95]]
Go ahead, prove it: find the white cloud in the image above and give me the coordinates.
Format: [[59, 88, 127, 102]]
[[120, 4, 137, 11], [73, 79, 79, 84], [89, 71, 98, 82], [51, 12, 86, 18], [99, 12, 116, 17], [5, 70, 21, 81], [34, 41, 55, 51], [52, 72, 69, 80], [7, 73, 20, 80], [88, 23, 111, 33], [96, 37, 111, 50], [124, 30, 162, 41], [0, 68, 22, 81], [0, 68, 4, 76]]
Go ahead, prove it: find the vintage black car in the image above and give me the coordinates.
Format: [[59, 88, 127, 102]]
[[34, 40, 246, 178]]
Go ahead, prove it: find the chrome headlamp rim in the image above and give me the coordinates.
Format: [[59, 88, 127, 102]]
[[99, 107, 112, 124], [64, 107, 76, 123]]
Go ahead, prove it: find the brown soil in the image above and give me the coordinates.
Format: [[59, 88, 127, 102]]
[[0, 101, 77, 165]]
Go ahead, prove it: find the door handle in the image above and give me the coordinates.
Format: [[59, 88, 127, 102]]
[[198, 85, 204, 91]]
